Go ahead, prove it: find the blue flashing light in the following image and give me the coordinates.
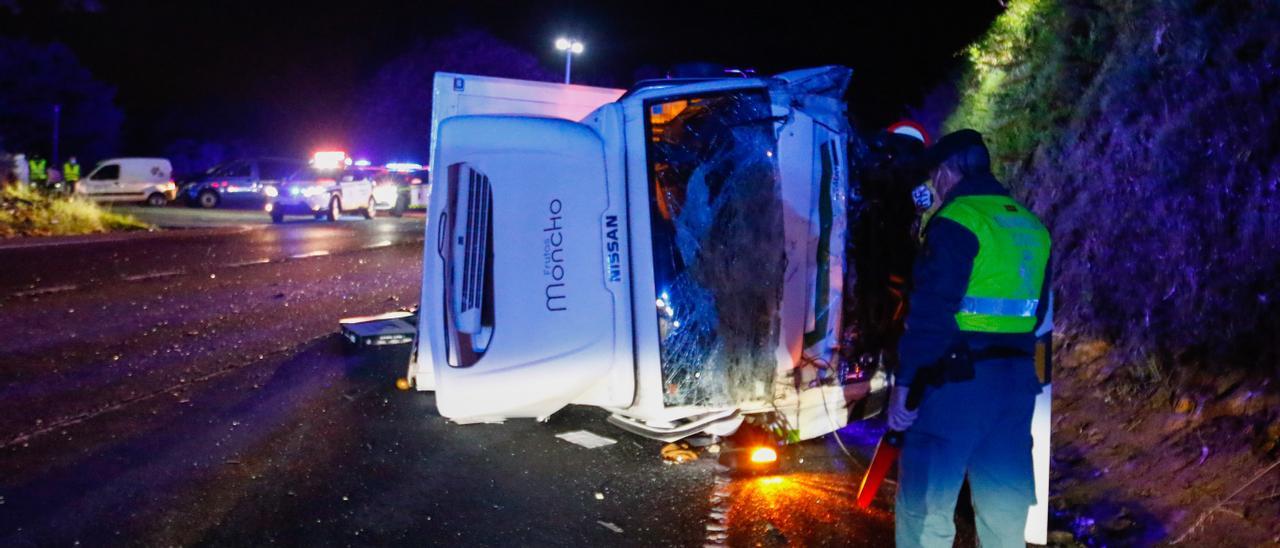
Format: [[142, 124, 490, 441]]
[[385, 162, 424, 172]]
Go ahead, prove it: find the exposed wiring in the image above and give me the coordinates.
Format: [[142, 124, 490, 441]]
[[796, 352, 868, 468]]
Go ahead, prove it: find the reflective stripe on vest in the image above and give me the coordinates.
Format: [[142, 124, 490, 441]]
[[937, 193, 1050, 334], [959, 296, 1039, 317]]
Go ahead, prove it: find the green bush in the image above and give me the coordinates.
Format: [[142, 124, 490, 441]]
[[0, 184, 149, 237]]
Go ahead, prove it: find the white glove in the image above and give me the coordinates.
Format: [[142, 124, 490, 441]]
[[887, 384, 919, 432]]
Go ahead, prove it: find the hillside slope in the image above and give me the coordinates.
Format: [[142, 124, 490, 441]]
[[947, 0, 1280, 545]]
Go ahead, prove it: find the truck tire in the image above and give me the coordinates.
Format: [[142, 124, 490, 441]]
[[361, 198, 374, 219], [146, 192, 168, 207], [270, 209, 284, 224], [196, 190, 219, 208], [326, 196, 341, 222]]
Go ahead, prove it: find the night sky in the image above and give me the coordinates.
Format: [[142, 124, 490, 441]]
[[1, 0, 1003, 158]]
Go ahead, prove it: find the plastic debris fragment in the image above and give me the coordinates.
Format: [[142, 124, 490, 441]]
[[555, 430, 617, 449]]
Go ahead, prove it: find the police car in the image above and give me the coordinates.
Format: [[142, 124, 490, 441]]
[[371, 162, 429, 217], [265, 151, 375, 223], [183, 157, 304, 209]]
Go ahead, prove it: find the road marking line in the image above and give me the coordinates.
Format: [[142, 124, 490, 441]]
[[122, 270, 183, 282], [290, 250, 330, 259], [704, 468, 733, 546], [228, 258, 272, 267], [0, 225, 257, 251], [11, 284, 78, 297], [364, 240, 393, 249]]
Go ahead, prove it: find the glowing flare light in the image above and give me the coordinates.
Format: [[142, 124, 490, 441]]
[[750, 446, 778, 464]]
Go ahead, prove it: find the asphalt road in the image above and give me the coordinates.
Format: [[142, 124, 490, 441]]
[[0, 214, 920, 546]]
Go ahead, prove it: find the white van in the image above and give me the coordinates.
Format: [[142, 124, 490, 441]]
[[76, 158, 177, 206]]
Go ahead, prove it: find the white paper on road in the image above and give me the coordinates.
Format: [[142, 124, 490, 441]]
[[556, 430, 617, 449]]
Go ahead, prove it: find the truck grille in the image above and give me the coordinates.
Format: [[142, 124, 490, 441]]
[[459, 167, 492, 314], [446, 161, 496, 359]]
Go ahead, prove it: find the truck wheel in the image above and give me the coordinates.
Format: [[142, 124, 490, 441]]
[[146, 193, 168, 207], [326, 196, 341, 222], [270, 209, 284, 224], [361, 198, 375, 219], [196, 190, 219, 208], [391, 195, 407, 218]]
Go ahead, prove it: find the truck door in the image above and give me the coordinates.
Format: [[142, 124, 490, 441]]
[[423, 115, 631, 422]]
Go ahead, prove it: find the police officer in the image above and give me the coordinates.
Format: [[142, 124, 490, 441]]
[[63, 156, 81, 192], [889, 129, 1051, 547]]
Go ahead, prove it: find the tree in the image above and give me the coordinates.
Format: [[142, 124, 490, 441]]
[[0, 37, 122, 162], [353, 29, 554, 162]]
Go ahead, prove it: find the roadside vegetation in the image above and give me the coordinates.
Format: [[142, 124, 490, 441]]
[[0, 183, 149, 238], [948, 0, 1280, 545]]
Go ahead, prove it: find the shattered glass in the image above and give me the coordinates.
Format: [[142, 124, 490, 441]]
[[646, 90, 786, 406]]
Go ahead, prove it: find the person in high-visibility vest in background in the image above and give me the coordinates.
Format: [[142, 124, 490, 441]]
[[28, 154, 48, 188], [889, 129, 1051, 548], [63, 156, 81, 192]]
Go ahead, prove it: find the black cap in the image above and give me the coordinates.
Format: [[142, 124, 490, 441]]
[[922, 129, 991, 176]]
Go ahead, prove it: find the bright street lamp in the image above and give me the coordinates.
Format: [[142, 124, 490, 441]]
[[555, 37, 584, 84]]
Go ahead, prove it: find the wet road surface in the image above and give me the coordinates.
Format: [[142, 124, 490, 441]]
[[0, 212, 424, 297], [0, 220, 938, 546]]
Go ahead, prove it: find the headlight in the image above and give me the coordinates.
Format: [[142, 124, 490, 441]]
[[374, 185, 397, 201], [264, 186, 279, 197]]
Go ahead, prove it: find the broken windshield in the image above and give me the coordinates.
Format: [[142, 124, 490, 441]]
[[645, 89, 785, 406]]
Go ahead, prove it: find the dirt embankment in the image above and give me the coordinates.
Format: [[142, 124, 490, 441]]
[[945, 0, 1280, 545], [1050, 338, 1279, 545]]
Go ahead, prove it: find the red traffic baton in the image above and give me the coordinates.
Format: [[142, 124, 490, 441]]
[[856, 429, 905, 507], [855, 381, 926, 508]]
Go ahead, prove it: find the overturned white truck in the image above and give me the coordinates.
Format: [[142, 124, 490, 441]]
[[410, 66, 884, 442], [406, 67, 1051, 543]]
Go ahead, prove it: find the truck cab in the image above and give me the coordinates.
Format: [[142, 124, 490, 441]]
[[414, 68, 878, 441]]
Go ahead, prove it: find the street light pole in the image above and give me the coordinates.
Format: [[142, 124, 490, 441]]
[[555, 37, 584, 84], [564, 49, 572, 84], [52, 104, 61, 167]]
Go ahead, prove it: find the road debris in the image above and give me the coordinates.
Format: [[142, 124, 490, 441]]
[[555, 430, 616, 449], [597, 520, 624, 533], [661, 442, 699, 464]]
